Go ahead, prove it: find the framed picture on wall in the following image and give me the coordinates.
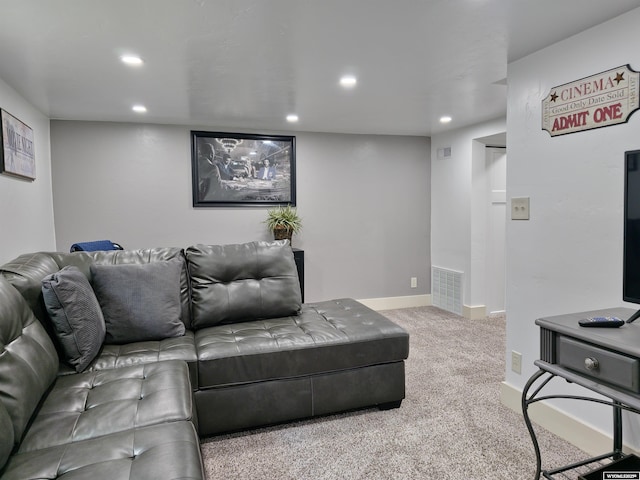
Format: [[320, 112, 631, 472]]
[[191, 131, 296, 207], [0, 109, 35, 180]]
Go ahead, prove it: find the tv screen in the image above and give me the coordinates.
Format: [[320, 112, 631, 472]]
[[623, 149, 640, 322]]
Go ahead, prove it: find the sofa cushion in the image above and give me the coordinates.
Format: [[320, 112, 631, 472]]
[[83, 330, 199, 388], [41, 266, 106, 372], [0, 400, 13, 472], [18, 360, 193, 453], [91, 259, 185, 344], [194, 298, 409, 389], [1, 421, 204, 480], [0, 249, 192, 349], [0, 252, 61, 318], [0, 253, 65, 351], [56, 248, 193, 329], [0, 277, 59, 449], [186, 241, 302, 329]]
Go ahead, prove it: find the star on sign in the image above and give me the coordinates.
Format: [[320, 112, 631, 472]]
[[550, 92, 558, 102], [615, 72, 625, 84]]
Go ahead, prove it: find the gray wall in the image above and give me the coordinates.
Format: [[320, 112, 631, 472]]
[[50, 121, 430, 302], [0, 77, 55, 264]]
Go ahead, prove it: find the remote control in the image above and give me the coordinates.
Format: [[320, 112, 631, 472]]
[[578, 316, 625, 328]]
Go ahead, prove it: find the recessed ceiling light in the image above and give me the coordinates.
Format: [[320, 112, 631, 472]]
[[132, 105, 147, 113], [121, 55, 143, 66], [440, 116, 452, 124], [340, 75, 357, 88], [286, 114, 299, 122]]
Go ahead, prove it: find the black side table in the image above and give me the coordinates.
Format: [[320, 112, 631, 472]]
[[292, 248, 304, 302]]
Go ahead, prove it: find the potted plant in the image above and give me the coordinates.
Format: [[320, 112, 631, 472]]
[[264, 205, 302, 244]]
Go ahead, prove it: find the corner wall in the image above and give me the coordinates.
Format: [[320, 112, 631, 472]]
[[431, 118, 507, 316], [506, 7, 640, 450], [50, 121, 431, 303], [0, 78, 55, 263]]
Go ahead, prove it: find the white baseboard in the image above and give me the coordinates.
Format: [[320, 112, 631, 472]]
[[357, 295, 490, 319], [356, 294, 431, 311], [357, 294, 493, 319], [463, 304, 486, 320], [500, 381, 640, 456]]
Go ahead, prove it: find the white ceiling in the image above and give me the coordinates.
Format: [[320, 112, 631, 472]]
[[0, 0, 639, 136]]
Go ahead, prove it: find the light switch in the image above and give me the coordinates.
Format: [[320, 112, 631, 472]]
[[511, 197, 530, 220]]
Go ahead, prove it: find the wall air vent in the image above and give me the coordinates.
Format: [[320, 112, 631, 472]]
[[431, 266, 463, 315], [437, 147, 452, 159]]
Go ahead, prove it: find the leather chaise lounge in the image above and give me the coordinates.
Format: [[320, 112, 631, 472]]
[[0, 240, 409, 479]]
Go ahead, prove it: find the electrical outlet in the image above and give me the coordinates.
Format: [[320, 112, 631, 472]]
[[410, 277, 417, 288], [511, 351, 522, 374], [511, 197, 530, 220]]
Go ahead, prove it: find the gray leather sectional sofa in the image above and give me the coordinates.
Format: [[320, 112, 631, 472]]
[[0, 240, 409, 479]]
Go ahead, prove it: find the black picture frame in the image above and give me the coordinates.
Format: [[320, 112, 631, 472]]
[[191, 131, 296, 207]]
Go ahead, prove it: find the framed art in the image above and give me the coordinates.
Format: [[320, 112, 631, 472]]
[[191, 131, 296, 207], [0, 109, 35, 180]]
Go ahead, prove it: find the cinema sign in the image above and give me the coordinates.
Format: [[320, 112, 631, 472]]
[[542, 65, 640, 137]]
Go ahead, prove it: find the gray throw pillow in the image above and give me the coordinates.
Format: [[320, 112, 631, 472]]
[[42, 266, 106, 372], [90, 259, 185, 344]]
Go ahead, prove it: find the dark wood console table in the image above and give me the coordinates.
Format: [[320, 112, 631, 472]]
[[522, 307, 640, 479]]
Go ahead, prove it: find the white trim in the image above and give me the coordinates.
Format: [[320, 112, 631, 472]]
[[357, 295, 491, 318], [463, 304, 486, 320], [500, 382, 640, 456], [356, 294, 431, 311]]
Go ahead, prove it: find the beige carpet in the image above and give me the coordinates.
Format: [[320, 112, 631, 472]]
[[200, 306, 594, 479]]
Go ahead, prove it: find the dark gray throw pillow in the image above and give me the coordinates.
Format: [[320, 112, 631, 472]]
[[90, 259, 185, 344], [42, 266, 106, 372]]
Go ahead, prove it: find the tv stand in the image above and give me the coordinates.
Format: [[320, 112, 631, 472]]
[[523, 307, 640, 479], [626, 307, 640, 324]]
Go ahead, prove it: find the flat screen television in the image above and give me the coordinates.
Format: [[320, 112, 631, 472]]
[[623, 149, 640, 322]]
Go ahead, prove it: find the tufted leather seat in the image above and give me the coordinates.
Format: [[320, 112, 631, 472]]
[[79, 331, 199, 387], [18, 361, 193, 453], [196, 298, 409, 387], [193, 297, 408, 434], [1, 421, 203, 480]]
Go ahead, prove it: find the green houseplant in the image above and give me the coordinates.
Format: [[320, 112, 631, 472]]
[[264, 205, 302, 244]]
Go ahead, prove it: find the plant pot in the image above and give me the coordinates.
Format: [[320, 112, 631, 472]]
[[273, 226, 293, 243]]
